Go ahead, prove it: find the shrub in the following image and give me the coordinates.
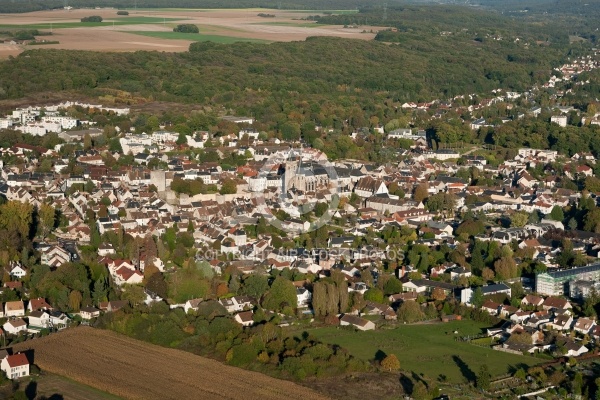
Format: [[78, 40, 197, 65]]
[[81, 16, 103, 23], [117, 10, 129, 15], [173, 24, 199, 33]]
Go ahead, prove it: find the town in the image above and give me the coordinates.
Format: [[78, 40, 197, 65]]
[[0, 49, 597, 399]]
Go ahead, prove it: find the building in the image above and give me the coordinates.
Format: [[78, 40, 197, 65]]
[[536, 264, 600, 296], [461, 283, 511, 305], [0, 353, 29, 379]]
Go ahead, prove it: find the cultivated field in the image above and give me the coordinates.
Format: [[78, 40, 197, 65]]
[[310, 320, 542, 383], [0, 8, 384, 57], [12, 326, 329, 400]]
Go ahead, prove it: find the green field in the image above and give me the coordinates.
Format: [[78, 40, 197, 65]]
[[310, 320, 541, 383], [253, 21, 321, 27], [129, 31, 270, 43], [0, 17, 182, 30]]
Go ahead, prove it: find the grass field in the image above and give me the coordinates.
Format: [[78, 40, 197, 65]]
[[0, 17, 182, 30], [34, 373, 122, 400], [13, 326, 327, 400], [129, 31, 270, 43], [309, 320, 541, 383], [253, 21, 321, 27]]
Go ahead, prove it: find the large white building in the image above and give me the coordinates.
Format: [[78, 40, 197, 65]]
[[536, 264, 600, 296]]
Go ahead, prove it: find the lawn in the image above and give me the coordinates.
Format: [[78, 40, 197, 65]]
[[309, 320, 541, 384], [129, 31, 270, 44]]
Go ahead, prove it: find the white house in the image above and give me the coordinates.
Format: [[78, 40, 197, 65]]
[[79, 306, 101, 320], [234, 310, 254, 327], [0, 353, 29, 379], [184, 298, 203, 314], [218, 296, 254, 313], [27, 311, 51, 330], [339, 314, 375, 331], [296, 287, 312, 308], [3, 319, 27, 335], [4, 301, 25, 317]]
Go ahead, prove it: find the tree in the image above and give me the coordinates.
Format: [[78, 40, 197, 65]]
[[219, 179, 237, 195], [471, 287, 485, 308], [145, 271, 168, 299], [412, 381, 428, 400], [380, 354, 400, 371], [431, 287, 446, 301], [396, 300, 425, 323], [68, 290, 82, 312], [83, 133, 92, 150], [549, 205, 564, 222], [37, 203, 56, 238], [363, 288, 384, 304], [262, 276, 297, 312], [494, 256, 518, 280], [482, 267, 495, 282], [383, 277, 403, 295], [414, 183, 429, 203], [173, 24, 199, 33], [242, 274, 269, 299], [121, 284, 146, 306], [477, 364, 491, 390], [510, 212, 528, 227]]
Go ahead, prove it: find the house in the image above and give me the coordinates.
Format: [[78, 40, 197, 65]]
[[5, 301, 25, 317], [48, 310, 70, 330], [6, 262, 27, 279], [573, 317, 595, 334], [3, 319, 27, 335], [481, 300, 501, 315], [521, 294, 544, 308], [234, 310, 254, 327], [296, 287, 312, 308], [564, 341, 588, 357], [79, 306, 101, 320], [27, 311, 50, 330], [552, 314, 573, 331], [218, 296, 254, 313], [542, 297, 572, 311], [98, 300, 128, 313], [28, 297, 52, 313], [339, 314, 376, 331], [0, 353, 29, 379], [363, 302, 397, 320], [184, 298, 203, 314]]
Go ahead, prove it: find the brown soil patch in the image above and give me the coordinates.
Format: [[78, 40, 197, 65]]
[[13, 326, 330, 400]]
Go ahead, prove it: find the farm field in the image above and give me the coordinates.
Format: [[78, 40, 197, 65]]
[[309, 320, 542, 383], [0, 8, 382, 57], [12, 326, 329, 400], [130, 31, 269, 43]]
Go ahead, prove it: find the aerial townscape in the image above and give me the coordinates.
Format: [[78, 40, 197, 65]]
[[0, 0, 599, 399]]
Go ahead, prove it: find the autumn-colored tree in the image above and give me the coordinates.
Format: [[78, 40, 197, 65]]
[[431, 287, 446, 301], [380, 354, 401, 371], [68, 290, 82, 312], [494, 257, 518, 280], [413, 183, 429, 203], [216, 283, 229, 297], [482, 267, 495, 281]]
